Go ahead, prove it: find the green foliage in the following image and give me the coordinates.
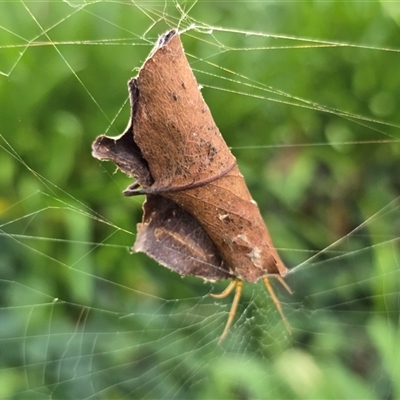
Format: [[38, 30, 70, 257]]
[[1, 1, 399, 399]]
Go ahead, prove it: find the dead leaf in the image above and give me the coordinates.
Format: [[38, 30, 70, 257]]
[[92, 29, 290, 342]]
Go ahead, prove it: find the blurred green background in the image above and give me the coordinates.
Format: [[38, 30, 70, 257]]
[[1, 1, 400, 399]]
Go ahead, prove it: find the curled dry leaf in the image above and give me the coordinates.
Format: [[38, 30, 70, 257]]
[[92, 29, 290, 342]]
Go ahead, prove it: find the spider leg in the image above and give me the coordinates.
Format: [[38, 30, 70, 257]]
[[275, 274, 292, 294], [263, 276, 291, 334], [210, 279, 237, 299], [218, 280, 243, 344]]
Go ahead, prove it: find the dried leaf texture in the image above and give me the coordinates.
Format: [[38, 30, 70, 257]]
[[93, 111, 229, 281], [92, 29, 287, 283], [135, 195, 229, 281]]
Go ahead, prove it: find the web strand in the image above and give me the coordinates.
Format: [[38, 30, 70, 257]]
[[1, 1, 399, 399]]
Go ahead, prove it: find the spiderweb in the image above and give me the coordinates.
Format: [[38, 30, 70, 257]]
[[1, 1, 400, 399]]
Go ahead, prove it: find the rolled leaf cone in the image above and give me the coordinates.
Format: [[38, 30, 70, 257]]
[[92, 29, 287, 284]]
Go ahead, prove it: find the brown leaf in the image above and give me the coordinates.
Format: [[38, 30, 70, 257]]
[[134, 195, 229, 281], [92, 29, 290, 340]]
